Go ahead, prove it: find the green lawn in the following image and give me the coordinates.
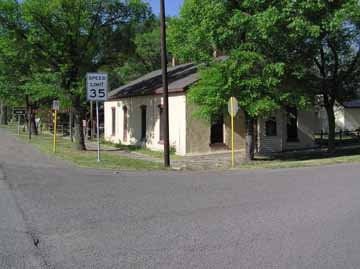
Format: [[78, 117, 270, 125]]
[[1, 125, 163, 170], [3, 123, 360, 171]]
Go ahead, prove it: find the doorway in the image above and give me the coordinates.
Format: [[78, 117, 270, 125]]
[[210, 115, 224, 145], [140, 106, 146, 141], [287, 107, 298, 142]]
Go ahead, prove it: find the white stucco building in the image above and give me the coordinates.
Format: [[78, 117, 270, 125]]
[[257, 108, 319, 153], [104, 63, 318, 155], [318, 100, 360, 132]]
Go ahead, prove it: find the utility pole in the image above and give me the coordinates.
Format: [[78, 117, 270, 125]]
[[160, 0, 170, 167]]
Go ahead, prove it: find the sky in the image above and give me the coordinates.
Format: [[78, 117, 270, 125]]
[[147, 0, 184, 17]]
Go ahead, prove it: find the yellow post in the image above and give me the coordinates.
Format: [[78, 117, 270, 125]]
[[231, 97, 235, 168], [53, 110, 57, 153]]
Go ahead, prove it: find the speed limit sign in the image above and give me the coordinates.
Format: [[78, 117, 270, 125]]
[[86, 72, 108, 163], [86, 73, 108, 101]]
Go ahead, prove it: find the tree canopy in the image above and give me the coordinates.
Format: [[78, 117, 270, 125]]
[[168, 0, 360, 155], [277, 0, 360, 151], [0, 0, 156, 148]]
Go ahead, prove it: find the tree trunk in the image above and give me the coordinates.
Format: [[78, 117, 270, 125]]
[[25, 96, 32, 140], [31, 111, 38, 136], [325, 102, 336, 153], [73, 97, 86, 150], [244, 112, 255, 162], [27, 107, 32, 140], [0, 101, 8, 125]]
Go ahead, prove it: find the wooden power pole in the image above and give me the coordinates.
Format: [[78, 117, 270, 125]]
[[160, 0, 170, 167]]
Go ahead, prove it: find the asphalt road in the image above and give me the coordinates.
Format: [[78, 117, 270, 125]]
[[1, 128, 360, 268]]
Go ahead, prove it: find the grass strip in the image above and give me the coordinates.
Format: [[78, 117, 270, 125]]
[[1, 125, 163, 170]]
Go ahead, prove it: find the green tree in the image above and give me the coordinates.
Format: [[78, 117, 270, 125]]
[[109, 27, 161, 87], [0, 101, 8, 125], [170, 0, 360, 158], [0, 0, 154, 149], [226, 0, 360, 153], [269, 0, 360, 152], [168, 0, 229, 62], [0, 28, 61, 136], [134, 27, 161, 72], [168, 0, 310, 160]]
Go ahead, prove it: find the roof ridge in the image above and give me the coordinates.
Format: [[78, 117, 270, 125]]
[[108, 63, 200, 100]]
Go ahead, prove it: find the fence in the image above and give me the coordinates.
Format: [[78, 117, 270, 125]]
[[48, 124, 104, 139], [48, 124, 71, 136], [315, 129, 360, 147]]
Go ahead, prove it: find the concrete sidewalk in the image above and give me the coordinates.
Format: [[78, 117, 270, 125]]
[[86, 140, 163, 163], [86, 140, 245, 170]]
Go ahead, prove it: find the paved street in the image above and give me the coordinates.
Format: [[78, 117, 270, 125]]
[[1, 128, 360, 268]]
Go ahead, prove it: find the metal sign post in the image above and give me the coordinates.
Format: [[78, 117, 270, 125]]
[[96, 101, 100, 162], [13, 108, 26, 136], [53, 110, 57, 153], [228, 97, 239, 168], [90, 101, 94, 140], [17, 115, 21, 135], [52, 100, 60, 153], [86, 73, 108, 162]]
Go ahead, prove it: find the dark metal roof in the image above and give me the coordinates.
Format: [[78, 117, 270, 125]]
[[343, 99, 360, 108], [109, 63, 200, 99]]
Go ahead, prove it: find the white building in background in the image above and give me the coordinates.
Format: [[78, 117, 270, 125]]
[[104, 63, 318, 155], [318, 100, 360, 132]]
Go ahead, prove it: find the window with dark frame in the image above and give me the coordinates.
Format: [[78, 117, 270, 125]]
[[265, 117, 277, 136], [111, 107, 116, 136], [159, 105, 164, 142], [123, 106, 128, 142], [141, 106, 147, 141], [287, 107, 298, 142]]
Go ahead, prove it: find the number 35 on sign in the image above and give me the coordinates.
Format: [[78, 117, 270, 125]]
[[86, 73, 108, 101]]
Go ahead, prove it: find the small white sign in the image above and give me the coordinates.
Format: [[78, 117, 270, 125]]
[[13, 108, 26, 115], [53, 100, 60, 111], [228, 97, 239, 117], [87, 73, 108, 101]]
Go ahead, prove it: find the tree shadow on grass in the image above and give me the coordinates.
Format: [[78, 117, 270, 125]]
[[254, 146, 360, 162]]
